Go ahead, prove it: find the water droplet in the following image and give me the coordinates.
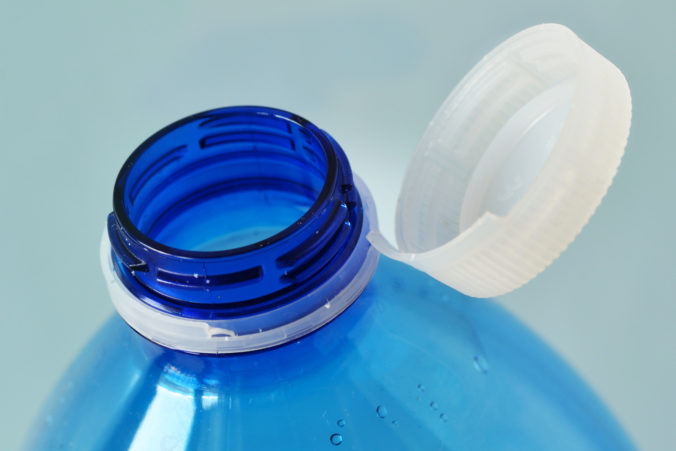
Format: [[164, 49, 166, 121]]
[[440, 413, 448, 422], [473, 355, 488, 374], [391, 419, 399, 426], [337, 419, 345, 427], [206, 279, 210, 284], [376, 405, 388, 418], [430, 401, 438, 411], [193, 273, 199, 278], [417, 383, 425, 392], [330, 433, 343, 446]]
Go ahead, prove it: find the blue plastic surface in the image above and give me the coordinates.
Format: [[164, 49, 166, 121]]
[[25, 257, 633, 450]]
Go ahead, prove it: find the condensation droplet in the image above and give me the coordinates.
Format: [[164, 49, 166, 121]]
[[440, 413, 448, 422], [337, 419, 345, 427], [430, 401, 438, 411], [417, 383, 425, 392], [376, 405, 388, 419], [392, 419, 399, 426], [193, 273, 199, 278], [330, 433, 343, 446]]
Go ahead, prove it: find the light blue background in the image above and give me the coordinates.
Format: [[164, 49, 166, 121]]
[[1, 1, 674, 449]]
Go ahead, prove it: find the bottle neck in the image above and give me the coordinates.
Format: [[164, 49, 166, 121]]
[[104, 106, 378, 354]]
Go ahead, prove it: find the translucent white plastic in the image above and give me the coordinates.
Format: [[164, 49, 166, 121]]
[[368, 23, 632, 298]]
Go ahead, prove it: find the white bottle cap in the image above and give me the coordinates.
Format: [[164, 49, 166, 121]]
[[368, 24, 632, 298]]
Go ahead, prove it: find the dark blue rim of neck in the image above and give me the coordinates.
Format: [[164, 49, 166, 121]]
[[107, 106, 363, 320]]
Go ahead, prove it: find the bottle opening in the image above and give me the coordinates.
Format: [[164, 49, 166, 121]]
[[109, 106, 364, 317], [120, 110, 330, 252]]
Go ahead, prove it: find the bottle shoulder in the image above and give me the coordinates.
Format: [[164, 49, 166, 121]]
[[25, 257, 633, 450]]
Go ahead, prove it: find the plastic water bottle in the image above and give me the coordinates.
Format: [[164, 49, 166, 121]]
[[25, 24, 634, 450]]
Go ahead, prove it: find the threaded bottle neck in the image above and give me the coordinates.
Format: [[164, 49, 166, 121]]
[[106, 107, 374, 350]]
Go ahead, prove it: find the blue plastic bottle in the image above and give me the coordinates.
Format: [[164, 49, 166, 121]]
[[25, 25, 634, 451]]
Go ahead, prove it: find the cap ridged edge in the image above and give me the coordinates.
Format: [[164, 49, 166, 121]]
[[369, 24, 632, 298]]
